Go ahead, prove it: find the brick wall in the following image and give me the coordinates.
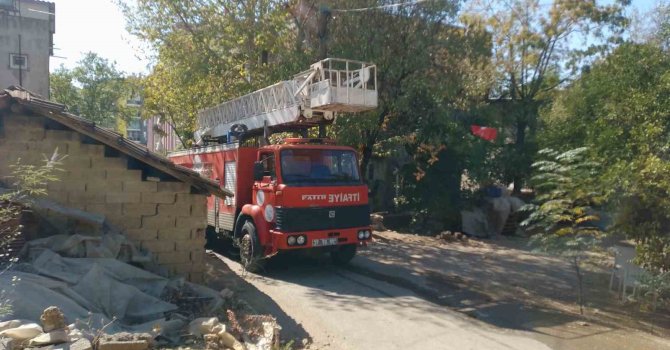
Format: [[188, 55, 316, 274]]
[[0, 113, 207, 283]]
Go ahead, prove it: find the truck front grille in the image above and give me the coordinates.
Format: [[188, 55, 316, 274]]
[[275, 205, 370, 232]]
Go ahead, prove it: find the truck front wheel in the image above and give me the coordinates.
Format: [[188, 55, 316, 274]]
[[331, 244, 357, 265], [239, 220, 265, 273]]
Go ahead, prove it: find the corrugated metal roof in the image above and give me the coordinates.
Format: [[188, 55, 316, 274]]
[[0, 86, 232, 198]]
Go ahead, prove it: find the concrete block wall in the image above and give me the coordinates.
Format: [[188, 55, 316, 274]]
[[0, 114, 207, 283]]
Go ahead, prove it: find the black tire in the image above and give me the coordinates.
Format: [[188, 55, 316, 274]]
[[331, 244, 357, 265], [239, 220, 266, 273]]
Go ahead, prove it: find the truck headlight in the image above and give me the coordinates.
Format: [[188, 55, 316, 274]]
[[364, 230, 371, 239], [358, 230, 365, 240], [287, 236, 296, 246], [264, 204, 275, 222], [297, 235, 306, 245]]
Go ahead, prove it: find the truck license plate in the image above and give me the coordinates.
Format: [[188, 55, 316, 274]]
[[312, 238, 338, 247]]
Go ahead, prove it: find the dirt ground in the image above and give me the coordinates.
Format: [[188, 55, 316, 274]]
[[354, 230, 670, 350], [201, 230, 670, 349]]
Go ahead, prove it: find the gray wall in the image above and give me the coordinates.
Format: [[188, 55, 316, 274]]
[[0, 1, 54, 97]]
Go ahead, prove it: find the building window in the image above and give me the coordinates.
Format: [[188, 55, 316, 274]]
[[0, 0, 17, 11], [9, 54, 27, 70]]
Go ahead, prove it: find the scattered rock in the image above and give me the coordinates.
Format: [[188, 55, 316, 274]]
[[0, 338, 15, 350], [0, 323, 43, 341], [204, 334, 220, 350], [301, 338, 310, 347], [370, 213, 386, 231], [0, 320, 28, 333], [188, 317, 221, 337], [578, 321, 590, 327], [69, 338, 92, 350], [218, 330, 245, 350], [27, 330, 68, 347], [40, 307, 66, 332], [97, 332, 153, 350], [220, 288, 234, 299], [97, 339, 149, 350]]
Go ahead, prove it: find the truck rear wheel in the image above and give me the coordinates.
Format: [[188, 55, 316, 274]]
[[239, 220, 265, 273], [331, 244, 357, 265]]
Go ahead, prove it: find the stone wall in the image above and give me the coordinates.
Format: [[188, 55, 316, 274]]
[[0, 113, 207, 283]]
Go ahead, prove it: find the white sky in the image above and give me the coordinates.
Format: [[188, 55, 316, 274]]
[[48, 0, 658, 76], [49, 0, 151, 75]]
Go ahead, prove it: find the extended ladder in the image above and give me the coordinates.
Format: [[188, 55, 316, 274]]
[[196, 58, 378, 142]]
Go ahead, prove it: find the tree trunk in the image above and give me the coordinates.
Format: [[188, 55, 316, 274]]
[[513, 119, 527, 194], [317, 7, 331, 60], [360, 108, 388, 182], [360, 132, 374, 182], [573, 256, 584, 315]]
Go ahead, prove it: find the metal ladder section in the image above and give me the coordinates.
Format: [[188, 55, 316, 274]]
[[196, 58, 378, 141]]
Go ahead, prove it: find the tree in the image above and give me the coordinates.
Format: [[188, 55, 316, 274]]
[[540, 43, 670, 271], [465, 0, 629, 193], [320, 1, 493, 229], [521, 147, 604, 315], [49, 66, 81, 112], [50, 53, 136, 130], [630, 1, 670, 50], [117, 0, 307, 147]]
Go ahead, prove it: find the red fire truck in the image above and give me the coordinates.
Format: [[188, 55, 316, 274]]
[[168, 59, 378, 271]]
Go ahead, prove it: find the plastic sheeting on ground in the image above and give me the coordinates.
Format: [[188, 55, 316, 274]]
[[20, 233, 150, 263], [461, 195, 525, 238], [1, 237, 222, 335]]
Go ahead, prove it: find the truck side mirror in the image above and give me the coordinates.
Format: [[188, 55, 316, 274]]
[[253, 162, 264, 181]]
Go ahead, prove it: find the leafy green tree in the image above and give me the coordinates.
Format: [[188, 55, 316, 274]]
[[117, 0, 307, 146], [50, 53, 137, 130], [49, 66, 81, 112], [465, 0, 629, 193], [521, 147, 604, 314], [322, 1, 492, 229], [631, 1, 670, 50], [540, 42, 670, 271]]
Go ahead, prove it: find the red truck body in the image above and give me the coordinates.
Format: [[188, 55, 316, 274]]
[[168, 138, 371, 267]]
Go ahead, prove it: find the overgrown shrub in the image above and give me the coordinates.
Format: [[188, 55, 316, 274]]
[[521, 147, 604, 314], [0, 150, 63, 317]]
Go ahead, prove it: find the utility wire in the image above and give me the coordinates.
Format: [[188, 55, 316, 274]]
[[330, 0, 433, 13]]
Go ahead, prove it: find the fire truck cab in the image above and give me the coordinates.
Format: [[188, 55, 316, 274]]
[[168, 59, 378, 271]]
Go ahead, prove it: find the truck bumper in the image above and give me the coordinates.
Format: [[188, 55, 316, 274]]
[[268, 226, 372, 253]]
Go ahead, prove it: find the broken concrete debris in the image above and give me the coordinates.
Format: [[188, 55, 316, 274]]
[[40, 307, 66, 333], [188, 315, 281, 350], [0, 323, 42, 341], [1, 216, 280, 349], [97, 332, 153, 350], [26, 329, 68, 347], [461, 189, 525, 238], [370, 213, 386, 231]]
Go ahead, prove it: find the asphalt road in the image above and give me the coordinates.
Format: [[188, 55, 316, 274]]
[[209, 252, 551, 350]]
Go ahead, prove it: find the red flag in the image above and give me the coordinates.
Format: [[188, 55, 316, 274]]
[[470, 125, 497, 141]]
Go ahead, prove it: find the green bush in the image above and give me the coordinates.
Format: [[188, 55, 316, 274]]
[[0, 150, 63, 317], [521, 147, 604, 314]]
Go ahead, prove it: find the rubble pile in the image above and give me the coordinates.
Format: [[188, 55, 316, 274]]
[[370, 213, 386, 231], [0, 205, 281, 350], [461, 187, 525, 238], [436, 231, 468, 243], [187, 313, 280, 350]]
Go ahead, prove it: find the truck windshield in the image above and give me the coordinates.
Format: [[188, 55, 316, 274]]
[[280, 149, 361, 186]]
